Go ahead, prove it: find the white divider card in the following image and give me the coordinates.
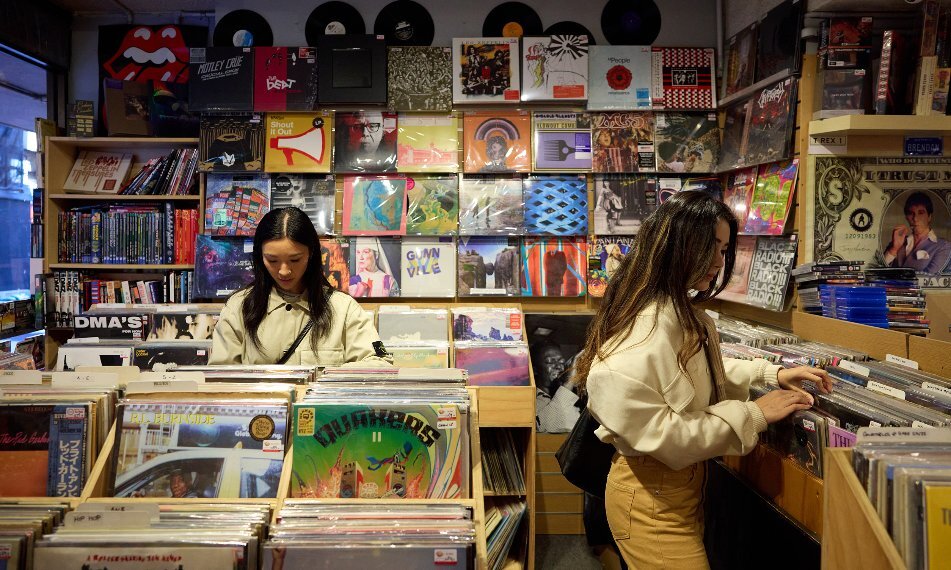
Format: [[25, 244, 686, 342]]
[[885, 354, 920, 370], [155, 304, 201, 313], [923, 382, 951, 397], [125, 379, 202, 393], [865, 380, 906, 400], [75, 365, 141, 384], [838, 360, 871, 377], [140, 371, 206, 383], [857, 426, 951, 443], [0, 370, 43, 385], [66, 337, 102, 344], [76, 502, 160, 521], [65, 510, 151, 529], [51, 372, 120, 389]]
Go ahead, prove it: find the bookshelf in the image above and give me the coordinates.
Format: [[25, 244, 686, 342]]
[[808, 114, 951, 137]]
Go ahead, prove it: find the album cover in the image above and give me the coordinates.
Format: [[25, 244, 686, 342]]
[[523, 175, 588, 236], [192, 235, 254, 300], [264, 111, 332, 172], [333, 111, 398, 173], [654, 112, 720, 173], [405, 175, 459, 235], [458, 176, 524, 235], [682, 175, 723, 201], [72, 312, 150, 341], [342, 175, 407, 236], [745, 159, 799, 235], [746, 234, 797, 311], [808, 157, 951, 275], [348, 237, 402, 297], [463, 110, 531, 173], [264, 544, 475, 569], [725, 23, 758, 97], [745, 77, 797, 166], [452, 37, 521, 104], [396, 115, 459, 173], [592, 112, 654, 173], [389, 345, 451, 369], [719, 235, 756, 303], [132, 341, 211, 370], [400, 237, 456, 297], [111, 401, 287, 498], [454, 344, 531, 386], [532, 112, 593, 171], [320, 237, 350, 294], [657, 177, 684, 204], [55, 345, 133, 370], [291, 402, 465, 498], [378, 309, 449, 342], [756, 0, 804, 80], [650, 47, 717, 110], [253, 46, 319, 112], [204, 173, 271, 236], [188, 47, 254, 111], [587, 45, 652, 111], [588, 236, 636, 298], [718, 99, 752, 171], [457, 237, 521, 296], [387, 46, 453, 111], [35, 546, 241, 569], [452, 307, 523, 341], [270, 174, 335, 234], [102, 78, 151, 136], [724, 166, 758, 229], [147, 312, 218, 341], [521, 35, 589, 101], [521, 237, 587, 297], [593, 174, 657, 235], [819, 69, 871, 115], [317, 34, 387, 105], [198, 113, 265, 172]]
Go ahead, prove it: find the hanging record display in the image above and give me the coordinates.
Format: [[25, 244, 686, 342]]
[[213, 9, 274, 47], [601, 0, 662, 45], [305, 1, 366, 45], [545, 21, 597, 44], [483, 2, 543, 38], [374, 0, 435, 46]]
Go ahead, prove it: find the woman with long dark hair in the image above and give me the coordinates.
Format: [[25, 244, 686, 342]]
[[210, 207, 391, 366], [575, 192, 831, 568]]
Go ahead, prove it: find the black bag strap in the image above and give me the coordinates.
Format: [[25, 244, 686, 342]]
[[276, 320, 314, 365]]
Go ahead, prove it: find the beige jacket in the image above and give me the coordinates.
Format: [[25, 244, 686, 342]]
[[586, 302, 778, 470], [209, 287, 392, 366]]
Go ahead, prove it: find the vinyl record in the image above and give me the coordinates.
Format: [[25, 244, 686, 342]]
[[213, 9, 274, 47], [482, 2, 543, 38], [305, 1, 366, 44], [544, 21, 597, 44], [601, 0, 662, 45], [374, 0, 435, 46]]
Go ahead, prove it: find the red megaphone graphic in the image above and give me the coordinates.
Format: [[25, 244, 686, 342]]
[[270, 126, 325, 165]]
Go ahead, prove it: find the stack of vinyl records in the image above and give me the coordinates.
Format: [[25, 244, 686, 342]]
[[711, 313, 800, 347], [376, 306, 451, 368], [170, 364, 317, 384], [33, 503, 270, 568], [481, 429, 526, 496], [820, 285, 889, 328], [751, 382, 836, 478], [0, 502, 71, 568], [865, 268, 930, 335], [792, 260, 865, 314], [486, 498, 527, 570], [827, 361, 951, 417], [451, 307, 531, 386], [267, 503, 477, 569]]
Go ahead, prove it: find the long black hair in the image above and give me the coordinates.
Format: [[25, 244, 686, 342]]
[[241, 207, 333, 354]]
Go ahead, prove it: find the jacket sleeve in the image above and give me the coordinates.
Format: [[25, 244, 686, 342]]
[[587, 363, 768, 470], [721, 357, 781, 401], [340, 298, 394, 367], [209, 299, 244, 365]]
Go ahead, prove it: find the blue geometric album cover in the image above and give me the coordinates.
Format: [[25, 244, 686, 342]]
[[522, 175, 588, 236]]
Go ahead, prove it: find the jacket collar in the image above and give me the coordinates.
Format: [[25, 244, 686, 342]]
[[266, 287, 311, 315]]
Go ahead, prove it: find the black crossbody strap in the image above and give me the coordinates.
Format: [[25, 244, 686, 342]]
[[276, 320, 315, 365]]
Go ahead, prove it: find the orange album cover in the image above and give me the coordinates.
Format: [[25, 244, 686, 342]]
[[463, 110, 531, 173], [264, 112, 333, 173]]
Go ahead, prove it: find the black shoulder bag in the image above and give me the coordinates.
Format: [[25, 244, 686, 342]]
[[555, 394, 617, 498], [275, 321, 314, 365]]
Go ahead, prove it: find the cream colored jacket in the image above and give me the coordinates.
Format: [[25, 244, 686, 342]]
[[587, 302, 778, 470], [209, 287, 392, 366]]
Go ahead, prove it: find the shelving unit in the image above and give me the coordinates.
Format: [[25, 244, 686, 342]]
[[809, 114, 951, 137]]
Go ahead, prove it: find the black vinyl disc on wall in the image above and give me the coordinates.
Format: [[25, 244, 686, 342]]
[[213, 10, 274, 47], [482, 2, 544, 38], [544, 21, 597, 44], [600, 0, 662, 45], [374, 0, 435, 46], [305, 1, 366, 44]]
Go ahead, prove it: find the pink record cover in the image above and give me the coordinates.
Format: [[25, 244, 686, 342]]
[[454, 344, 531, 386], [719, 235, 756, 303], [724, 166, 758, 230], [342, 174, 408, 236]]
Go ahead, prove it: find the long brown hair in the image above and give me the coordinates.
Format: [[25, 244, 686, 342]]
[[574, 191, 737, 391]]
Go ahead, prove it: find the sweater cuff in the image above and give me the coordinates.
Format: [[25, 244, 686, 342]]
[[746, 401, 768, 434], [762, 363, 781, 386]]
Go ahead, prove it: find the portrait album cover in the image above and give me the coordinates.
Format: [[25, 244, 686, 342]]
[[463, 110, 531, 173], [203, 173, 271, 236], [532, 112, 592, 171], [264, 111, 332, 173], [347, 236, 402, 298], [334, 111, 398, 173], [400, 237, 456, 297], [521, 237, 588, 297], [342, 175, 407, 236], [724, 166, 758, 229], [188, 46, 254, 112], [457, 237, 522, 297], [388, 343, 451, 369], [458, 176, 524, 235], [452, 37, 521, 104], [387, 46, 453, 111], [591, 111, 655, 173], [192, 235, 254, 300], [270, 173, 335, 235], [654, 112, 720, 173], [588, 236, 636, 298], [453, 342, 531, 386], [719, 235, 757, 304], [592, 174, 658, 235], [252, 46, 319, 112], [451, 306, 523, 342], [397, 114, 459, 172], [198, 113, 265, 172], [320, 237, 350, 294], [587, 45, 652, 111], [745, 159, 799, 235], [147, 312, 219, 341], [377, 307, 450, 343], [109, 401, 288, 498], [522, 175, 588, 236], [405, 174, 459, 235], [521, 34, 589, 101]]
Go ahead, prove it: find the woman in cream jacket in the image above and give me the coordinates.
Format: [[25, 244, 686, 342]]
[[575, 192, 831, 569]]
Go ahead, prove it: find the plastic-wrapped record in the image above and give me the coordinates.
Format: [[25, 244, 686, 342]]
[[305, 1, 366, 44], [374, 0, 435, 46], [213, 9, 274, 47], [544, 21, 597, 44], [600, 0, 662, 45], [483, 2, 543, 37]]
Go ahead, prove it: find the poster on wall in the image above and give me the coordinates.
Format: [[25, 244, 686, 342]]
[[808, 156, 951, 282]]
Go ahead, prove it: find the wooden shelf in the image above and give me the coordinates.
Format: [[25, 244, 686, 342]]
[[48, 194, 200, 201], [49, 264, 193, 270], [47, 136, 198, 147], [808, 114, 951, 136]]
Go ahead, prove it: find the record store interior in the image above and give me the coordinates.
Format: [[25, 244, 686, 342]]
[[3, 0, 951, 568]]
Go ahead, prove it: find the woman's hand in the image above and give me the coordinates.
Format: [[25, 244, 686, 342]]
[[777, 366, 833, 403], [754, 390, 813, 423]]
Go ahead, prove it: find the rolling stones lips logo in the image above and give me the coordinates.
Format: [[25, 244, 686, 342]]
[[103, 25, 190, 84]]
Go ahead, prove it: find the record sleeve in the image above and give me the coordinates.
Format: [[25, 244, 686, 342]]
[[520, 237, 587, 297], [654, 112, 719, 173], [452, 37, 521, 104], [591, 112, 654, 173], [587, 45, 652, 111], [587, 236, 635, 298], [650, 47, 717, 110], [718, 99, 752, 171], [454, 343, 531, 386], [725, 23, 757, 97], [192, 235, 254, 300], [204, 173, 271, 236], [342, 175, 407, 236], [334, 111, 398, 173], [463, 110, 531, 173], [317, 34, 387, 105], [132, 341, 211, 369], [320, 237, 350, 294], [148, 312, 219, 341], [34, 545, 242, 569], [400, 237, 456, 298], [746, 235, 798, 311], [264, 112, 332, 172], [198, 113, 265, 172], [522, 175, 588, 236], [405, 175, 459, 235], [389, 343, 451, 369], [452, 307, 523, 342], [270, 174, 335, 235], [387, 46, 453, 112], [532, 112, 592, 171], [458, 176, 524, 235], [592, 174, 657, 235], [188, 47, 254, 111], [745, 159, 798, 235], [719, 234, 756, 303], [348, 237, 402, 298], [745, 77, 796, 166], [724, 166, 757, 229], [377, 308, 449, 342], [253, 46, 318, 112], [756, 0, 804, 80], [520, 35, 589, 101], [396, 115, 459, 173], [457, 237, 521, 296]]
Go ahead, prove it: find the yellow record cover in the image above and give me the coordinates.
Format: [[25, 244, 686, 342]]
[[264, 112, 332, 173], [396, 115, 459, 172], [925, 483, 951, 569]]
